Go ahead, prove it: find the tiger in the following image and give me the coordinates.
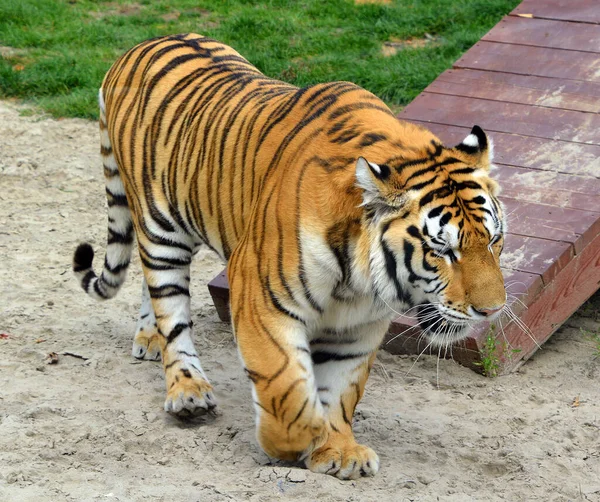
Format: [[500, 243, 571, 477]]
[[72, 33, 506, 480]]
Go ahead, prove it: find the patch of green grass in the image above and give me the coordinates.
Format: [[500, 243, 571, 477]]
[[475, 324, 523, 377], [581, 328, 600, 359], [475, 330, 501, 378], [0, 0, 520, 119]]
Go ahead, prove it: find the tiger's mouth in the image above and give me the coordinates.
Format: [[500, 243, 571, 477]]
[[416, 305, 471, 346]]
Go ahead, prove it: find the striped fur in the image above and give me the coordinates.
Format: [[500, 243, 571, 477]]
[[73, 34, 506, 479]]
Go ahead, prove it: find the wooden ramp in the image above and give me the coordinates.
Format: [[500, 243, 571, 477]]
[[208, 0, 600, 374]]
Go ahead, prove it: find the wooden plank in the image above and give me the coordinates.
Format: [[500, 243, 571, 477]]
[[500, 268, 544, 313], [400, 93, 600, 145], [426, 69, 600, 113], [512, 0, 600, 25], [405, 121, 600, 178], [385, 317, 480, 366], [494, 165, 600, 198], [499, 180, 600, 214], [484, 16, 600, 53], [454, 41, 600, 82], [208, 269, 230, 322], [501, 199, 600, 253], [501, 234, 573, 285]]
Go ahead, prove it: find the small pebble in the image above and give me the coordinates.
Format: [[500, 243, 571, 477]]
[[287, 469, 307, 483]]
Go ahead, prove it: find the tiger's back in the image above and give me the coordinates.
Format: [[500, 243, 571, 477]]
[[101, 33, 433, 261]]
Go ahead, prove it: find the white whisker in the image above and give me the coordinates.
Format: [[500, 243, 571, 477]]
[[503, 306, 541, 350], [405, 338, 434, 377]]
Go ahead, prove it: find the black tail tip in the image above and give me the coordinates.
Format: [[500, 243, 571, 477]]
[[73, 243, 94, 272]]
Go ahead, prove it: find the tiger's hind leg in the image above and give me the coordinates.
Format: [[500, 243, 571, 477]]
[[138, 238, 217, 416], [304, 321, 388, 479], [131, 278, 164, 361]]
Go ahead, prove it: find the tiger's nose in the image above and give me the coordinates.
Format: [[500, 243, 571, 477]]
[[473, 305, 504, 317]]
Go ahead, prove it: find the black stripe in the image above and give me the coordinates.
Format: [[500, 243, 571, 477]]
[[331, 128, 360, 144], [139, 254, 177, 271], [93, 279, 108, 298], [403, 240, 433, 284], [311, 351, 368, 365], [287, 398, 308, 432], [104, 257, 130, 274], [99, 273, 122, 288], [278, 377, 306, 410], [245, 368, 266, 383], [328, 102, 393, 121], [266, 280, 305, 324], [451, 167, 476, 175], [167, 322, 191, 343], [340, 401, 351, 425], [381, 239, 412, 303], [106, 188, 128, 207], [428, 206, 444, 219], [82, 270, 95, 291], [419, 186, 453, 208], [455, 180, 482, 191], [409, 179, 435, 192], [107, 226, 134, 245], [406, 225, 421, 240], [148, 284, 190, 298], [327, 117, 349, 136], [359, 133, 386, 147], [393, 157, 429, 172]]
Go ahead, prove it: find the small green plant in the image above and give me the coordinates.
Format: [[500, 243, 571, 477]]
[[474, 324, 522, 377], [580, 328, 600, 359], [475, 329, 500, 378]]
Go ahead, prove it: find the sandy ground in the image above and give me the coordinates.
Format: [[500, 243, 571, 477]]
[[1, 100, 599, 502]]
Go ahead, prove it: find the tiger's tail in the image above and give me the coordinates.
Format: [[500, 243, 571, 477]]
[[72, 88, 134, 300]]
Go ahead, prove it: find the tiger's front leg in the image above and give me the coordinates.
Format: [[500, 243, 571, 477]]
[[229, 282, 328, 461], [304, 320, 388, 479]]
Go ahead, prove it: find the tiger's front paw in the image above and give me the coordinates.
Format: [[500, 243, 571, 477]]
[[305, 440, 380, 479], [132, 327, 164, 361], [164, 367, 217, 417], [257, 409, 327, 461]]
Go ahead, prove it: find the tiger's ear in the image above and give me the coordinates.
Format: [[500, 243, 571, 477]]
[[355, 157, 404, 210], [454, 125, 493, 170]]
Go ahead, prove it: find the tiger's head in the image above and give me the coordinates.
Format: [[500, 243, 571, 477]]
[[358, 125, 506, 345]]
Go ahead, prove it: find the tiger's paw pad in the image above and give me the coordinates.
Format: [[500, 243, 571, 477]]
[[305, 443, 380, 480], [164, 371, 217, 417], [132, 329, 164, 361]]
